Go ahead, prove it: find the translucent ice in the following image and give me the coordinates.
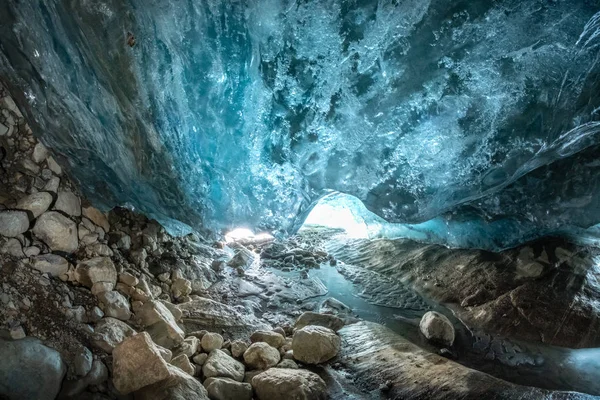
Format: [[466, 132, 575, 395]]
[[1, 1, 599, 244]]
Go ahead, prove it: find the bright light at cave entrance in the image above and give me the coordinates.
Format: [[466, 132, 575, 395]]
[[302, 194, 370, 239], [225, 228, 274, 243]]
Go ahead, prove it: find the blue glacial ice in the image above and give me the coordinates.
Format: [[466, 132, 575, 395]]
[[1, 0, 600, 248]]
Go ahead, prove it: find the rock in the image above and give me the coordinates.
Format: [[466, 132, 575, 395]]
[[91, 317, 136, 353], [170, 353, 195, 376], [179, 336, 200, 357], [46, 156, 62, 175], [74, 257, 117, 290], [118, 272, 139, 287], [192, 353, 208, 365], [43, 176, 60, 193], [33, 211, 78, 253], [87, 243, 113, 257], [16, 192, 53, 218], [201, 332, 224, 352], [54, 191, 81, 217], [292, 325, 340, 364], [32, 143, 49, 163], [30, 254, 69, 277], [112, 332, 171, 394], [73, 346, 93, 377], [157, 344, 173, 363], [203, 349, 245, 382], [250, 330, 285, 348], [0, 337, 66, 400], [92, 281, 114, 295], [275, 359, 298, 369], [295, 311, 345, 332], [159, 300, 183, 321], [204, 377, 253, 400], [135, 364, 209, 400], [251, 368, 327, 400], [135, 300, 185, 349], [1, 238, 24, 257], [97, 290, 131, 321], [419, 311, 455, 347], [117, 234, 132, 250], [23, 246, 40, 257], [231, 339, 249, 358], [171, 277, 192, 299], [0, 210, 29, 237], [243, 342, 280, 370], [82, 206, 110, 232]]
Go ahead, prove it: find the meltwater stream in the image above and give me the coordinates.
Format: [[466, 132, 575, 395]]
[[268, 259, 600, 397]]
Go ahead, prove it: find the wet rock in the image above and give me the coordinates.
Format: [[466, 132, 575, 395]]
[[203, 349, 245, 381], [97, 290, 131, 321], [16, 192, 53, 218], [231, 339, 249, 358], [74, 257, 117, 290], [134, 364, 209, 400], [250, 330, 285, 348], [201, 332, 224, 352], [292, 325, 340, 364], [0, 337, 66, 400], [112, 332, 171, 394], [419, 311, 455, 347], [170, 353, 195, 376], [30, 254, 69, 277], [46, 156, 62, 175], [251, 368, 327, 400], [243, 342, 280, 370], [91, 317, 136, 353], [43, 176, 60, 193], [54, 191, 81, 217], [33, 211, 78, 253], [204, 377, 253, 400], [82, 206, 109, 232], [0, 210, 29, 237], [294, 311, 345, 332]]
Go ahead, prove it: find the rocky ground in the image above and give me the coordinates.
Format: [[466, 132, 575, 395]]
[[1, 79, 599, 400]]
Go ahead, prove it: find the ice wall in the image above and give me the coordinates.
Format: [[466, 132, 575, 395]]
[[1, 0, 600, 242]]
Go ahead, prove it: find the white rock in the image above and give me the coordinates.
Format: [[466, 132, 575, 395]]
[[16, 192, 53, 218], [32, 143, 49, 163], [46, 156, 62, 175], [419, 311, 455, 347], [32, 212, 78, 253]]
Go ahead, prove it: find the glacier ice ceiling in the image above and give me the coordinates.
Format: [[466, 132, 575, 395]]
[[1, 0, 600, 247]]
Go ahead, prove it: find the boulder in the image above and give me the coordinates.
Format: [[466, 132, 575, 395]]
[[33, 211, 78, 253], [91, 317, 136, 353], [74, 257, 117, 290], [112, 332, 171, 394], [82, 206, 110, 232], [0, 210, 29, 237], [171, 278, 192, 299], [30, 254, 69, 277], [243, 342, 280, 370], [118, 272, 139, 287], [276, 359, 298, 369], [178, 336, 200, 357], [201, 332, 224, 352], [419, 311, 455, 347], [53, 190, 81, 217], [135, 300, 185, 349], [204, 377, 253, 400], [135, 364, 209, 400], [251, 368, 327, 400], [231, 339, 249, 358], [192, 353, 208, 365], [32, 142, 48, 163], [170, 354, 195, 376], [0, 337, 66, 400], [1, 238, 23, 258], [97, 290, 131, 321], [292, 325, 340, 364], [295, 311, 345, 332], [202, 349, 245, 382], [16, 192, 53, 218], [250, 330, 285, 348]]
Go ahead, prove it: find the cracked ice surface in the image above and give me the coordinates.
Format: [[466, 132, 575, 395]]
[[1, 1, 600, 243]]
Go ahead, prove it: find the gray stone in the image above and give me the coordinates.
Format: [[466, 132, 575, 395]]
[[73, 346, 93, 377], [192, 353, 208, 366], [170, 354, 195, 376], [1, 238, 24, 258], [243, 342, 280, 370], [97, 290, 131, 321], [0, 210, 29, 237], [135, 300, 184, 349], [43, 176, 60, 193], [16, 192, 53, 218], [91, 317, 136, 353], [179, 336, 200, 358], [30, 254, 70, 277], [231, 339, 249, 358], [74, 257, 117, 290], [201, 332, 224, 352], [250, 330, 285, 348], [295, 311, 345, 332], [204, 377, 253, 400], [203, 349, 245, 382], [0, 337, 66, 400], [32, 143, 49, 163], [419, 311, 455, 347], [46, 156, 62, 175], [292, 325, 340, 364], [251, 368, 327, 400], [33, 211, 78, 253], [135, 364, 209, 400], [54, 191, 81, 217], [275, 359, 298, 369]]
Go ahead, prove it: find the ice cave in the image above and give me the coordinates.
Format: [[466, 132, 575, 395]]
[[0, 0, 600, 399]]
